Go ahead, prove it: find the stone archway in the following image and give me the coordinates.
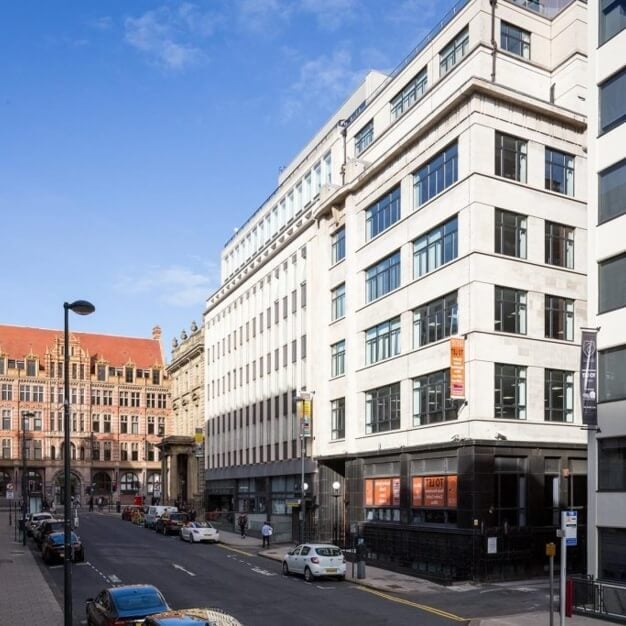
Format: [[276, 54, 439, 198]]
[[53, 471, 82, 505]]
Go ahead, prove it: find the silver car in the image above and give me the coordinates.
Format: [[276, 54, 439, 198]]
[[282, 543, 346, 582]]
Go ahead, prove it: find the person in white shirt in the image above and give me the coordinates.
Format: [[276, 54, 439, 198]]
[[261, 520, 273, 547]]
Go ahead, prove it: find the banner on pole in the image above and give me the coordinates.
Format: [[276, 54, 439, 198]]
[[450, 337, 465, 399], [580, 330, 598, 426]]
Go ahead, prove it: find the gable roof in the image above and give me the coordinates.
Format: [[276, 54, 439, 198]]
[[0, 324, 164, 369]]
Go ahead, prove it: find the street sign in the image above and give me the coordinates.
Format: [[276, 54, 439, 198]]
[[563, 510, 578, 547]]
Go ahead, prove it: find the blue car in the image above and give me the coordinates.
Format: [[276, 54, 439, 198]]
[[86, 584, 169, 626]]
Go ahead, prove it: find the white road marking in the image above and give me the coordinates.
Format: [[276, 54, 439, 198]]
[[251, 566, 276, 577], [109, 574, 122, 583], [173, 563, 196, 577]]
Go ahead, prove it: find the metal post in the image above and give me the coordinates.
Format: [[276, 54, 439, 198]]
[[63, 303, 72, 626], [560, 514, 567, 626], [299, 433, 305, 544], [550, 551, 555, 626]]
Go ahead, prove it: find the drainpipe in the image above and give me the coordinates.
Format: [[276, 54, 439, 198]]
[[490, 0, 497, 83]]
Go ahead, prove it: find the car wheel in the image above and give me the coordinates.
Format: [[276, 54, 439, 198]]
[[304, 567, 314, 583], [282, 562, 290, 577]]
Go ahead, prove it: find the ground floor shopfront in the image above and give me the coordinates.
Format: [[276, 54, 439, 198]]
[[316, 439, 588, 582]]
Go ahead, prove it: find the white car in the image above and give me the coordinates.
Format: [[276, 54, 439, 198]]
[[282, 544, 346, 582], [179, 521, 220, 543], [26, 511, 54, 536]]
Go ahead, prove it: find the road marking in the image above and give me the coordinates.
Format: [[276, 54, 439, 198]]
[[109, 575, 122, 583], [354, 586, 468, 622], [218, 544, 253, 557], [173, 563, 196, 577], [251, 566, 276, 577]]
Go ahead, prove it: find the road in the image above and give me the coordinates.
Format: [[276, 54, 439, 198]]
[[33, 512, 468, 626]]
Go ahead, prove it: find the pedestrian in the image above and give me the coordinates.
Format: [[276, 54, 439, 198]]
[[88, 497, 94, 512], [238, 513, 248, 538], [261, 520, 273, 548]]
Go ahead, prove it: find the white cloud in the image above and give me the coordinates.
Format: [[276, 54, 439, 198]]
[[299, 0, 358, 30]]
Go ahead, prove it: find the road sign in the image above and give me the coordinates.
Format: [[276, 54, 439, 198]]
[[563, 510, 577, 547]]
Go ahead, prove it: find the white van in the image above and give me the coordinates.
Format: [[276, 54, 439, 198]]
[[144, 505, 177, 529]]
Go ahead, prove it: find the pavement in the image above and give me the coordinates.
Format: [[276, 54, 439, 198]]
[[0, 507, 611, 625]]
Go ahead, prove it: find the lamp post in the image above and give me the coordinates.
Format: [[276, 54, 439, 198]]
[[332, 481, 341, 546], [63, 300, 95, 626], [21, 411, 34, 546], [301, 482, 309, 544]]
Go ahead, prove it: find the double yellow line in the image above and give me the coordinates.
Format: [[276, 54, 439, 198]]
[[355, 586, 468, 622]]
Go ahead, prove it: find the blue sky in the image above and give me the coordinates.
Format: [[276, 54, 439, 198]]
[[0, 0, 457, 360]]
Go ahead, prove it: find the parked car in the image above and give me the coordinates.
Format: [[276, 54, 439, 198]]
[[144, 505, 177, 529], [145, 608, 242, 626], [179, 521, 220, 544], [35, 519, 66, 548], [282, 544, 346, 581], [25, 511, 54, 536], [155, 512, 188, 535], [86, 584, 169, 626], [42, 530, 85, 564]]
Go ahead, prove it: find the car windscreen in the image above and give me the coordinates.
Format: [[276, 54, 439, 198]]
[[315, 547, 342, 557], [115, 591, 166, 612], [48, 532, 78, 545]]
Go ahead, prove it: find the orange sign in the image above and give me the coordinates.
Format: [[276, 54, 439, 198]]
[[447, 475, 458, 508], [450, 337, 465, 399], [412, 477, 423, 506], [374, 479, 391, 506], [392, 478, 401, 506], [365, 480, 374, 506], [423, 476, 446, 507]]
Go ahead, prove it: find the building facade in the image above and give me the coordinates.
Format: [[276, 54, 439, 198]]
[[204, 0, 590, 579], [586, 1, 626, 583], [0, 324, 168, 509]]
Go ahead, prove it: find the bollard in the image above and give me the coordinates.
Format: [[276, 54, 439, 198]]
[[357, 560, 366, 579], [565, 578, 573, 617]]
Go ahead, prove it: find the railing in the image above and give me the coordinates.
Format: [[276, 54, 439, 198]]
[[571, 576, 626, 622]]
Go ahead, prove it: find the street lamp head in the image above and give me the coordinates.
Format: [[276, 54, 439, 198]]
[[332, 481, 341, 493], [303, 482, 309, 492], [65, 300, 96, 316]]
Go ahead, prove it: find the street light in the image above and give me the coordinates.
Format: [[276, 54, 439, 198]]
[[64, 299, 95, 626], [332, 481, 341, 546]]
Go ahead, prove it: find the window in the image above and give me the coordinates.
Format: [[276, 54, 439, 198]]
[[1, 410, 10, 430], [414, 142, 458, 206], [599, 345, 626, 402], [599, 528, 626, 582], [2, 439, 10, 459], [366, 186, 401, 240], [355, 120, 374, 154], [331, 398, 345, 440], [494, 287, 527, 334], [364, 477, 401, 522], [366, 251, 401, 302], [545, 148, 574, 196], [391, 68, 427, 120], [600, 253, 626, 313], [32, 385, 44, 402], [598, 437, 626, 490], [500, 22, 530, 58], [152, 369, 161, 385], [26, 359, 36, 376], [331, 226, 346, 264], [493, 456, 527, 527], [1, 383, 12, 401], [120, 471, 139, 494], [600, 0, 626, 45], [103, 441, 111, 461], [131, 415, 139, 434], [545, 295, 574, 341], [331, 341, 345, 377], [413, 216, 458, 278], [440, 27, 469, 76], [600, 67, 626, 133], [33, 440, 42, 460], [366, 317, 400, 364], [545, 222, 574, 269], [495, 364, 527, 419], [542, 368, 575, 424], [130, 391, 140, 407], [495, 132, 527, 182], [365, 383, 401, 434], [103, 414, 111, 433], [599, 158, 626, 223], [120, 443, 128, 461], [413, 292, 458, 348], [301, 282, 307, 308], [120, 415, 128, 434], [411, 474, 458, 524], [495, 209, 527, 258], [331, 283, 345, 321], [413, 369, 457, 426], [125, 367, 134, 383]]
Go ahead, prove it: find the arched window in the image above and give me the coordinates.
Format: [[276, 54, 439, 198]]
[[79, 446, 85, 461], [147, 472, 161, 496], [120, 471, 140, 494]]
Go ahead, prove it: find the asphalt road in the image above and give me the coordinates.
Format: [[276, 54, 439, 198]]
[[33, 512, 467, 626]]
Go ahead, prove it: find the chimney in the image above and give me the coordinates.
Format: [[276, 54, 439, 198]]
[[152, 325, 162, 341]]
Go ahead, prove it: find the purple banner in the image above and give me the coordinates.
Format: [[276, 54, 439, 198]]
[[580, 330, 598, 426]]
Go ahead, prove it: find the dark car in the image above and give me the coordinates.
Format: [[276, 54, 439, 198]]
[[155, 512, 188, 536], [35, 519, 66, 548], [42, 531, 85, 564], [86, 584, 169, 626]]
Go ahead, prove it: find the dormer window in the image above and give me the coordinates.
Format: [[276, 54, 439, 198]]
[[125, 366, 134, 383]]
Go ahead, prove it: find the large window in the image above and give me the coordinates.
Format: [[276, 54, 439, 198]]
[[414, 142, 458, 207], [413, 216, 458, 278], [495, 364, 527, 419], [600, 67, 626, 134], [331, 283, 345, 321], [495, 209, 526, 258], [413, 292, 458, 347], [545, 295, 574, 341], [366, 251, 401, 302], [493, 456, 527, 527], [364, 477, 401, 522], [331, 340, 345, 378], [599, 158, 626, 223], [413, 369, 457, 426], [599, 253, 626, 313], [501, 21, 530, 58], [366, 186, 400, 240], [599, 528, 626, 582], [355, 120, 374, 155], [331, 226, 345, 264], [598, 437, 626, 491], [331, 398, 345, 440], [545, 369, 574, 422], [494, 287, 527, 334], [391, 68, 427, 121], [365, 383, 401, 434], [495, 132, 527, 182], [366, 317, 401, 365], [440, 27, 469, 76], [600, 0, 626, 45], [599, 345, 626, 402], [545, 221, 574, 269], [120, 471, 140, 494], [545, 148, 574, 196]]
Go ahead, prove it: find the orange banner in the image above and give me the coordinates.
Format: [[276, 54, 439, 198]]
[[450, 337, 465, 399], [374, 479, 391, 506], [423, 476, 446, 507], [412, 477, 423, 506]]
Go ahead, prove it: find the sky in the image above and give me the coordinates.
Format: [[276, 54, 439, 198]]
[[0, 0, 458, 362]]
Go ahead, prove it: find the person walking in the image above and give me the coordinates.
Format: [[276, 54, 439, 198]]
[[88, 496, 94, 512], [238, 513, 248, 538], [261, 520, 273, 548]]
